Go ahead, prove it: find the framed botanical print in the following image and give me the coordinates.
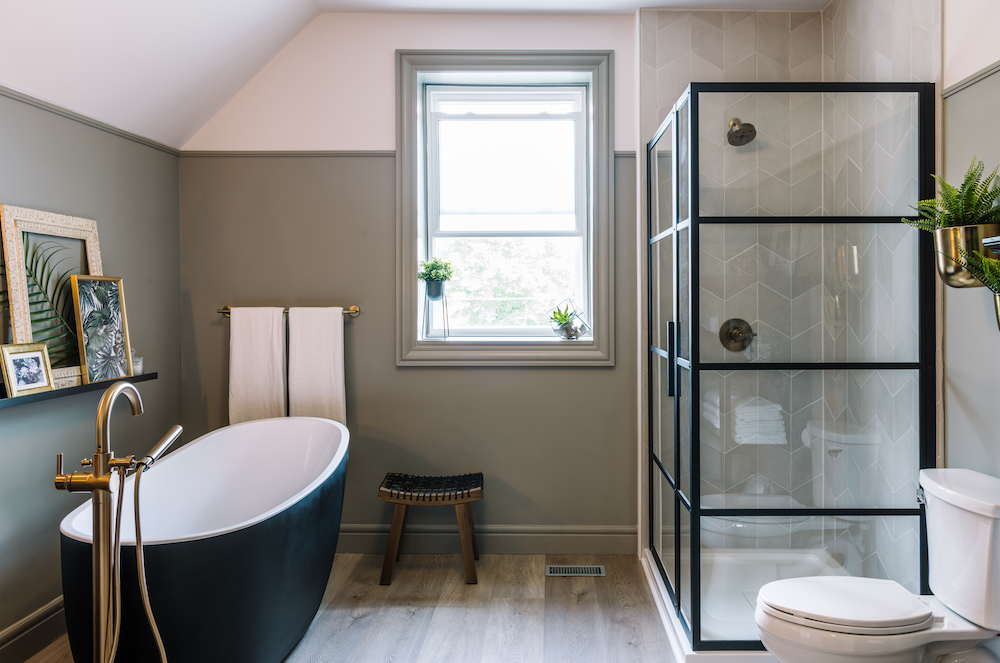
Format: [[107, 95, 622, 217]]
[[70, 275, 131, 384], [1, 342, 54, 397]]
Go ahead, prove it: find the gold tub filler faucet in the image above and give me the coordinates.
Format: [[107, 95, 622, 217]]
[[55, 381, 183, 663]]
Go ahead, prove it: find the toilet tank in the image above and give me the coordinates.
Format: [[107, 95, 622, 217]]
[[921, 468, 1000, 630]]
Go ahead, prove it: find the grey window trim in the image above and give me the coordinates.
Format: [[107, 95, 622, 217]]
[[396, 50, 615, 367]]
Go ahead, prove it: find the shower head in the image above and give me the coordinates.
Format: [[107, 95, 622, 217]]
[[727, 117, 756, 146]]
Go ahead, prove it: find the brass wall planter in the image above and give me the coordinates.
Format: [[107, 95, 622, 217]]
[[994, 294, 1000, 333], [934, 224, 1000, 287]]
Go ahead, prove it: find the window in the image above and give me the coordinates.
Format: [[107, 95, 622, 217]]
[[397, 51, 614, 366]]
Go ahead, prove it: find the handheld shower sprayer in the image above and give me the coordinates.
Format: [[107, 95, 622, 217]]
[[142, 425, 183, 469]]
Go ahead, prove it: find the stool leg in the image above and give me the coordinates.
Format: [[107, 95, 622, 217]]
[[455, 503, 478, 584], [380, 504, 407, 585], [396, 505, 409, 561], [465, 503, 479, 560]]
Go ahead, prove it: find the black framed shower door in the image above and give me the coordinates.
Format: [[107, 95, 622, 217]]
[[647, 81, 937, 651]]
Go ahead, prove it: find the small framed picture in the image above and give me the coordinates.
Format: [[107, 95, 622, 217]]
[[70, 275, 132, 385], [0, 342, 54, 397]]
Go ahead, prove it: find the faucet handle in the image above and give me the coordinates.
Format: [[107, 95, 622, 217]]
[[56, 453, 63, 476]]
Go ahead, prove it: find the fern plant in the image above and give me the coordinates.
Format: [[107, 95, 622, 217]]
[[23, 236, 79, 367], [903, 156, 1000, 231], [954, 248, 1000, 294]]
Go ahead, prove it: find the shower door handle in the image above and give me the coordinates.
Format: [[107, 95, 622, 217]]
[[668, 321, 675, 397]]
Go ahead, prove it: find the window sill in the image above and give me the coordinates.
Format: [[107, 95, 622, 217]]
[[397, 338, 612, 367]]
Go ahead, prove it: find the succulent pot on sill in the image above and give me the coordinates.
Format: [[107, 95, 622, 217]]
[[934, 224, 1000, 288], [551, 318, 588, 339]]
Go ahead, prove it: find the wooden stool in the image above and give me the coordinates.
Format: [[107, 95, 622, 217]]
[[378, 472, 483, 585]]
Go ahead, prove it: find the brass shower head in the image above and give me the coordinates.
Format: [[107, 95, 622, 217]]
[[727, 117, 757, 146]]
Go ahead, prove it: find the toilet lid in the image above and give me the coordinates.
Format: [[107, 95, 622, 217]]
[[758, 576, 934, 635]]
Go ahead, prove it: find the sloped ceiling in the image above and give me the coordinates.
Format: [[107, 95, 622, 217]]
[[0, 0, 318, 149], [314, 0, 828, 11], [0, 0, 828, 149]]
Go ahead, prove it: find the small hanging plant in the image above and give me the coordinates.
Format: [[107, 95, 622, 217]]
[[417, 257, 453, 282], [903, 156, 1000, 231]]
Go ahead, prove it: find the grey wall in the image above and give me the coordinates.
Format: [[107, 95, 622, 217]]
[[178, 154, 638, 554], [0, 95, 181, 646], [943, 72, 1000, 474]]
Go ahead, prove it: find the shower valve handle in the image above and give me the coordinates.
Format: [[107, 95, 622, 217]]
[[729, 328, 758, 340], [54, 452, 113, 493]]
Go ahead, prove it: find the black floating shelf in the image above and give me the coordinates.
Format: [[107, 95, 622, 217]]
[[0, 372, 158, 410]]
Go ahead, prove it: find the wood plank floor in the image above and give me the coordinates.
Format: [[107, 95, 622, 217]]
[[26, 554, 673, 663]]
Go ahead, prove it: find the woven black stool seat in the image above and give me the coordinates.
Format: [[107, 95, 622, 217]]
[[379, 472, 484, 503], [377, 470, 484, 584]]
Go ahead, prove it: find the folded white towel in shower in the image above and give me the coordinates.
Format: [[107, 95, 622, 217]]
[[735, 432, 788, 445], [288, 307, 346, 425], [735, 422, 786, 435], [229, 307, 286, 424]]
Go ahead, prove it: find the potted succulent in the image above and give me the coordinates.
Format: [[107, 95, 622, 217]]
[[548, 300, 590, 340], [903, 156, 1000, 287], [418, 257, 453, 301]]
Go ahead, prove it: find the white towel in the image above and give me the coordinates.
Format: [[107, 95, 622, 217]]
[[735, 422, 786, 435], [229, 307, 286, 424], [288, 307, 346, 425], [735, 432, 788, 445]]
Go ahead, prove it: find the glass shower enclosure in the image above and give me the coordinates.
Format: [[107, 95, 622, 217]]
[[647, 82, 936, 650]]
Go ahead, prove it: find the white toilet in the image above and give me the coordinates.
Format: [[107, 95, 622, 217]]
[[801, 420, 878, 508], [755, 468, 1000, 663]]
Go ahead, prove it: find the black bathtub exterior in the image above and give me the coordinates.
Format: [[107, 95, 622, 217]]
[[61, 455, 347, 663]]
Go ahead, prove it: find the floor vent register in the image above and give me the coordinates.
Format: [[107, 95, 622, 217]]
[[545, 565, 606, 577]]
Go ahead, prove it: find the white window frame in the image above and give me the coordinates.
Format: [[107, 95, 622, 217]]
[[396, 51, 614, 366]]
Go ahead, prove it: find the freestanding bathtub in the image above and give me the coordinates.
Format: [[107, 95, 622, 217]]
[[60, 417, 349, 663]]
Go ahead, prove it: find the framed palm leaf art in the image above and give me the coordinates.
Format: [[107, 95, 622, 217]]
[[70, 275, 132, 384], [1, 205, 104, 388]]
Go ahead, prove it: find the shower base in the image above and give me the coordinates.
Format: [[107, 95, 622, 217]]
[[642, 548, 849, 662]]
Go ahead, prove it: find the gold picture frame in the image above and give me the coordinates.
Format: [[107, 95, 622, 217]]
[[1, 342, 54, 398], [71, 275, 132, 385], [0, 205, 103, 389]]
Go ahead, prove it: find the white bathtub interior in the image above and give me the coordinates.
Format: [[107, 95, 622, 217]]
[[61, 417, 349, 545]]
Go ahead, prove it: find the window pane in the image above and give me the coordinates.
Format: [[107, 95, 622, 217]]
[[438, 120, 576, 217], [433, 237, 585, 330], [438, 102, 576, 115], [440, 213, 576, 233]]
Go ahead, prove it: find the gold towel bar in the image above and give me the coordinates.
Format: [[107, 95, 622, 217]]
[[218, 305, 361, 318]]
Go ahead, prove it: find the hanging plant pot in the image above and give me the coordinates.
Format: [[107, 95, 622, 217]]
[[425, 280, 445, 301], [993, 294, 1000, 333], [933, 224, 1000, 288]]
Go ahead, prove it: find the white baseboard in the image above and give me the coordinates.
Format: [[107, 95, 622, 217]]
[[640, 550, 777, 663], [338, 523, 637, 555]]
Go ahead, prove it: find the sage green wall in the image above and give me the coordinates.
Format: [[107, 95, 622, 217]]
[[178, 154, 638, 553], [0, 94, 181, 638]]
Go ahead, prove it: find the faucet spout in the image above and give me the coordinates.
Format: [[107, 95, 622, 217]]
[[96, 381, 144, 455]]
